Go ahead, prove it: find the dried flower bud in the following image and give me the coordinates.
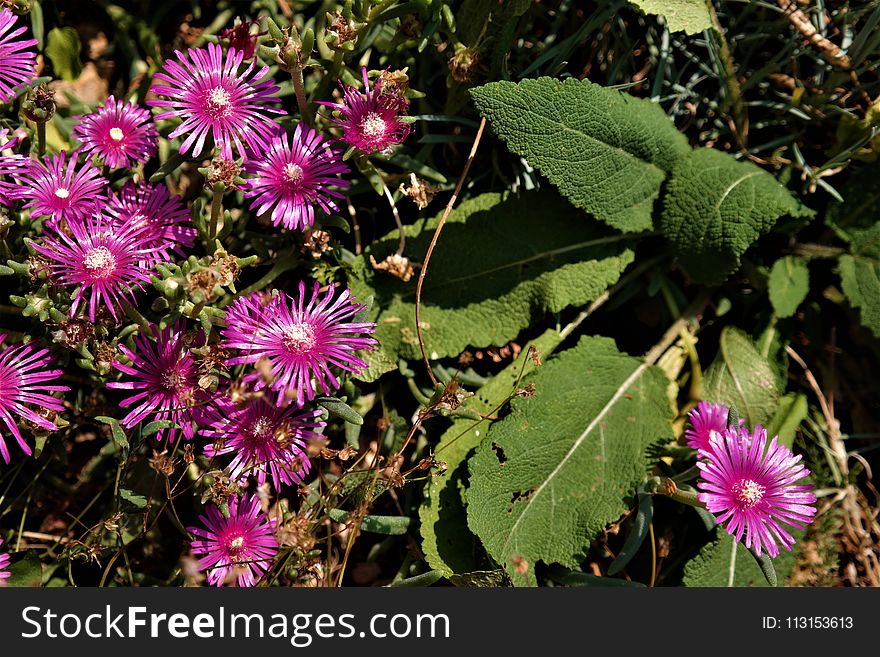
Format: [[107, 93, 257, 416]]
[[399, 173, 439, 210], [370, 253, 416, 282]]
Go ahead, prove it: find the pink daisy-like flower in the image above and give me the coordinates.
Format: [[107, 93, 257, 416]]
[[697, 425, 817, 558], [0, 333, 70, 463], [0, 128, 27, 206], [684, 401, 733, 454], [148, 42, 284, 160], [106, 322, 216, 443], [71, 95, 159, 169], [221, 283, 377, 407], [0, 8, 38, 102], [188, 492, 278, 587], [29, 213, 157, 322], [105, 181, 196, 259], [202, 395, 325, 490], [316, 67, 412, 155], [242, 123, 350, 231], [0, 537, 10, 581], [16, 151, 107, 227]]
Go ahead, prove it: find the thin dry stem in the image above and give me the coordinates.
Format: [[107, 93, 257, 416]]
[[415, 117, 487, 386]]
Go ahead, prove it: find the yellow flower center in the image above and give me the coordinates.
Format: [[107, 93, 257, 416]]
[[82, 246, 117, 279], [109, 127, 125, 142], [360, 112, 386, 140], [732, 478, 765, 509], [282, 322, 317, 355]]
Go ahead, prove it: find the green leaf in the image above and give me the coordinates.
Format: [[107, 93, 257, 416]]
[[45, 27, 83, 82], [119, 488, 147, 509], [702, 327, 783, 427], [765, 392, 809, 449], [547, 565, 647, 587], [316, 396, 364, 425], [328, 509, 411, 535], [661, 148, 812, 285], [94, 415, 129, 451], [768, 256, 810, 318], [471, 78, 689, 232], [466, 335, 674, 585], [683, 531, 800, 587], [347, 191, 635, 381], [627, 1, 713, 35], [419, 328, 564, 576], [2, 550, 43, 587], [837, 222, 880, 337]]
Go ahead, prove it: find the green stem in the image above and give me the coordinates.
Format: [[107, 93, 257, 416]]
[[291, 66, 311, 125], [207, 183, 224, 243], [37, 121, 46, 157]]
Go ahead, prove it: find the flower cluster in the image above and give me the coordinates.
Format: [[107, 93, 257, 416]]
[[0, 27, 399, 589], [685, 402, 817, 558]]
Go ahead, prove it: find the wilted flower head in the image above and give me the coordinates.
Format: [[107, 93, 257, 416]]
[[202, 395, 325, 490], [242, 123, 350, 231], [219, 17, 265, 60], [71, 95, 159, 169], [106, 322, 217, 443], [316, 67, 411, 154], [0, 7, 38, 102], [685, 401, 734, 454], [105, 181, 196, 259], [188, 492, 278, 587], [16, 151, 107, 227], [0, 333, 70, 463], [697, 425, 817, 558], [221, 282, 377, 407], [149, 42, 284, 160], [29, 213, 158, 322]]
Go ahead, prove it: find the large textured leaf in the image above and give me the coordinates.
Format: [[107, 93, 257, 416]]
[[471, 78, 689, 232], [683, 531, 800, 587], [466, 335, 673, 585], [703, 327, 783, 427], [661, 148, 813, 285], [837, 223, 880, 337], [768, 256, 810, 318], [420, 329, 564, 577], [347, 191, 635, 381], [628, 1, 712, 34]]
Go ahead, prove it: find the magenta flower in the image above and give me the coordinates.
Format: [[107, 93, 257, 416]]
[[106, 181, 196, 259], [697, 425, 817, 558], [0, 8, 38, 102], [317, 67, 411, 155], [0, 537, 10, 581], [71, 95, 159, 169], [16, 151, 107, 227], [221, 283, 377, 407], [242, 124, 350, 231], [203, 395, 325, 490], [0, 128, 26, 206], [106, 322, 216, 443], [149, 42, 284, 160], [684, 401, 732, 454], [29, 213, 157, 322], [0, 333, 70, 463], [188, 492, 278, 587]]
